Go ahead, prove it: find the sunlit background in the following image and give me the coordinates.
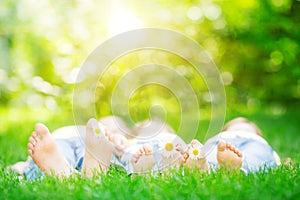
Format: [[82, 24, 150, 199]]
[[0, 0, 299, 136]]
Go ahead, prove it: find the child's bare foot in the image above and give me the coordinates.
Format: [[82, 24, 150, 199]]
[[107, 133, 128, 157], [175, 144, 189, 163], [161, 148, 182, 170], [217, 141, 243, 171], [28, 123, 72, 177], [131, 144, 154, 173], [160, 136, 188, 170], [81, 118, 113, 177], [177, 139, 208, 171]]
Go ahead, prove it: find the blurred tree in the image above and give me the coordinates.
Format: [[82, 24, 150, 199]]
[[0, 0, 299, 119]]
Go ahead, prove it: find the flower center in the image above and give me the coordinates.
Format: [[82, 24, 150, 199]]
[[165, 142, 174, 151], [95, 128, 101, 134], [192, 149, 199, 156]]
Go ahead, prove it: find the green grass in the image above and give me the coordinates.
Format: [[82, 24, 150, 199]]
[[0, 106, 300, 199], [1, 165, 299, 199]]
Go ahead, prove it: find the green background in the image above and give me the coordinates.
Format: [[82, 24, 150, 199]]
[[0, 1, 299, 199]]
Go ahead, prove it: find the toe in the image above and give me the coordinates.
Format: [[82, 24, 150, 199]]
[[237, 151, 243, 157], [35, 123, 50, 137], [31, 132, 40, 142], [227, 144, 235, 151], [27, 143, 34, 156], [142, 144, 152, 155], [87, 118, 98, 128], [138, 148, 144, 155], [108, 134, 114, 142], [86, 118, 98, 133], [32, 131, 37, 138], [191, 139, 201, 147], [103, 127, 110, 137], [226, 143, 232, 149], [105, 131, 111, 140], [28, 149, 33, 156], [132, 154, 139, 163], [218, 141, 226, 151], [115, 145, 124, 151], [176, 144, 185, 155], [29, 137, 37, 146], [183, 152, 189, 160], [234, 149, 240, 154], [28, 143, 34, 151]]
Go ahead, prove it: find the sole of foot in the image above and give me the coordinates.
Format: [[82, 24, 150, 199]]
[[131, 144, 154, 173], [217, 141, 243, 171], [28, 123, 72, 177], [81, 118, 114, 177], [177, 140, 208, 171]]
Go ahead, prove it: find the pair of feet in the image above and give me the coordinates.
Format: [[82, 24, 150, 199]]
[[176, 139, 243, 171], [27, 118, 116, 177]]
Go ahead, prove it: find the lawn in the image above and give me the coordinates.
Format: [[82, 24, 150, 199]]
[[0, 105, 299, 199]]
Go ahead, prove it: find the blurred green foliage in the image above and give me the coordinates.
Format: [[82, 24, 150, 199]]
[[0, 0, 299, 122]]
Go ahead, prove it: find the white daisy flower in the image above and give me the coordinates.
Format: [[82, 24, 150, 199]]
[[162, 141, 177, 158], [93, 123, 105, 137], [188, 146, 202, 160]]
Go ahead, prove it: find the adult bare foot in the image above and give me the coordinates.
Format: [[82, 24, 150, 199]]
[[27, 123, 72, 177], [7, 160, 30, 175], [81, 118, 114, 177], [131, 144, 154, 173], [217, 141, 243, 171]]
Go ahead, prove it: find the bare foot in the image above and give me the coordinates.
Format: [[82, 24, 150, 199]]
[[28, 123, 72, 177], [7, 160, 30, 175], [217, 141, 243, 171], [177, 139, 208, 171], [175, 144, 189, 164], [107, 133, 128, 157], [160, 135, 187, 170], [81, 118, 114, 177], [131, 144, 154, 173]]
